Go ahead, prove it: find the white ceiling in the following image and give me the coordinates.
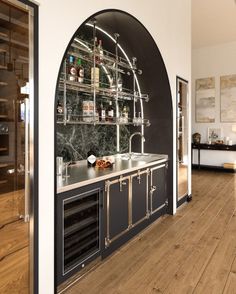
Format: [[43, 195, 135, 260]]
[[192, 0, 236, 49]]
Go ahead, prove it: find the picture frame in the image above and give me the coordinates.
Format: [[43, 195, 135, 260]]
[[207, 127, 222, 143], [220, 74, 236, 122], [195, 77, 215, 123]]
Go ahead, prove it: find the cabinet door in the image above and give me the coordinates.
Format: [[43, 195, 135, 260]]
[[105, 176, 129, 247], [131, 170, 149, 225], [150, 163, 167, 214]]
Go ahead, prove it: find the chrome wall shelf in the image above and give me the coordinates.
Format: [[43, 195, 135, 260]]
[[56, 22, 150, 153], [58, 78, 149, 102], [57, 114, 150, 127]]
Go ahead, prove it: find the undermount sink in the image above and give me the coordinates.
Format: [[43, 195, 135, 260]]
[[119, 153, 161, 162]]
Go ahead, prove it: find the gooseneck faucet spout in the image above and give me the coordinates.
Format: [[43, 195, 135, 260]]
[[129, 132, 145, 157]]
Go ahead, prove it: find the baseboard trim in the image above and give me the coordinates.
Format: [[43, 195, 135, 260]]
[[192, 164, 236, 173], [177, 194, 192, 207]]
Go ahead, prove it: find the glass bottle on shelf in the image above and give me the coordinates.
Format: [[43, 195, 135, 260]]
[[122, 105, 129, 123], [117, 74, 123, 92], [100, 65, 109, 88], [106, 101, 114, 122], [133, 112, 142, 125], [137, 112, 142, 125], [67, 55, 77, 82], [57, 100, 63, 115], [98, 40, 103, 63], [91, 67, 100, 88], [82, 100, 90, 122], [77, 58, 84, 83], [98, 102, 106, 122], [93, 37, 99, 62], [109, 77, 116, 92]]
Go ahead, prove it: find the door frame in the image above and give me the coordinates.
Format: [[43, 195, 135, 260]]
[[176, 76, 191, 208], [17, 0, 39, 293]]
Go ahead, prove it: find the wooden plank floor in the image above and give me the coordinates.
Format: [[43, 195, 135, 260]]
[[64, 170, 236, 294]]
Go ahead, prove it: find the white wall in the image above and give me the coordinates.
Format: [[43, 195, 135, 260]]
[[36, 0, 191, 292], [192, 41, 236, 143]]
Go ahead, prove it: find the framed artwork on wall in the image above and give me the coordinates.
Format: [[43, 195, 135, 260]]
[[195, 77, 215, 123], [207, 127, 222, 143], [220, 74, 236, 122]]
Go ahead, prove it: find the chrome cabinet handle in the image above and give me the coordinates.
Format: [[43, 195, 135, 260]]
[[119, 180, 127, 192], [137, 170, 141, 184], [24, 98, 30, 223], [137, 176, 141, 184], [150, 185, 157, 194]]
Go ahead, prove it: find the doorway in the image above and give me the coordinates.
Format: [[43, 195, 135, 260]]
[[0, 0, 38, 292], [176, 77, 190, 205]]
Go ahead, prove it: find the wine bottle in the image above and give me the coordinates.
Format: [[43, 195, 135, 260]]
[[122, 105, 129, 123], [77, 58, 84, 83], [68, 55, 77, 81], [87, 150, 96, 167], [117, 74, 123, 92], [98, 39, 104, 63], [91, 67, 100, 88]]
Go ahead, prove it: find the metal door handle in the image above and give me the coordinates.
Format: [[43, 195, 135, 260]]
[[150, 185, 157, 194], [23, 98, 30, 222], [119, 180, 127, 192], [137, 171, 141, 184]]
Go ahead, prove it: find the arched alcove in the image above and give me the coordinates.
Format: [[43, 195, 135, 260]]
[[55, 9, 174, 286], [55, 9, 173, 206]]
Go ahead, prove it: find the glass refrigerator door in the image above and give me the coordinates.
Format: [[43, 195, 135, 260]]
[[0, 1, 34, 292]]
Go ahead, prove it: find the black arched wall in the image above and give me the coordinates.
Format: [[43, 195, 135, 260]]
[[55, 10, 173, 213]]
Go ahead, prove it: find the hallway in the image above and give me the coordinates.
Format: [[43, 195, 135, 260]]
[[63, 170, 236, 294]]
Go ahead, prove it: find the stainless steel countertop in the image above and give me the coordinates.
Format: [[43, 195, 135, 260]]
[[57, 153, 168, 194]]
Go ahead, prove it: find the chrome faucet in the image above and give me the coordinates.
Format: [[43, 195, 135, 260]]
[[129, 132, 145, 157]]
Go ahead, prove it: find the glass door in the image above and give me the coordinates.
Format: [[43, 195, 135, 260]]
[[0, 0, 35, 292], [176, 77, 189, 202]]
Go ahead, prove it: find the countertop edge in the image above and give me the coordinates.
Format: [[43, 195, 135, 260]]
[[57, 157, 168, 194]]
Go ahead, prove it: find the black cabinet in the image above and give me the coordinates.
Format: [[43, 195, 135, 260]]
[[131, 170, 149, 225], [104, 163, 167, 250], [150, 163, 167, 215], [56, 182, 103, 285], [105, 175, 129, 248], [56, 161, 168, 285]]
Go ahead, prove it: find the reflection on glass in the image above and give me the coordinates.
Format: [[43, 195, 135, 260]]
[[0, 0, 32, 292]]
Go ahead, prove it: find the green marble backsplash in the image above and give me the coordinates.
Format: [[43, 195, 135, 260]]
[[57, 124, 130, 162]]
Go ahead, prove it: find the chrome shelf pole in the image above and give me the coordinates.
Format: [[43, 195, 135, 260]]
[[114, 33, 120, 153], [63, 59, 67, 125], [132, 57, 137, 123], [92, 20, 97, 122]]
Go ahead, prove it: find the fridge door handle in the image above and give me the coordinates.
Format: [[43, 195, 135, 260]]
[[24, 98, 30, 223]]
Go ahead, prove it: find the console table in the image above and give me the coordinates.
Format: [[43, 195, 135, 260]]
[[192, 143, 236, 170]]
